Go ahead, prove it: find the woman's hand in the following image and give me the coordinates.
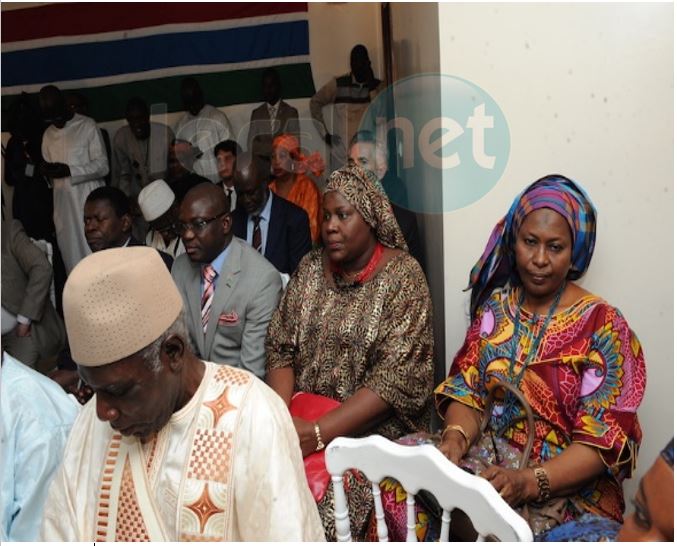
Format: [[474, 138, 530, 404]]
[[439, 402, 482, 465], [479, 465, 537, 507], [292, 416, 320, 458], [438, 432, 466, 465]]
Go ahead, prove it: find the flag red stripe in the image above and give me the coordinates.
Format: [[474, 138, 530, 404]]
[[1, 2, 307, 44]]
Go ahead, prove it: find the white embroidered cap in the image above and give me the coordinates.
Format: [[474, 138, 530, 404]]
[[63, 246, 183, 366], [138, 179, 175, 222]]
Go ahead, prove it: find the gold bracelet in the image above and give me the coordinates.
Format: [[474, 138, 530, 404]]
[[442, 424, 470, 450], [533, 466, 551, 503], [313, 422, 325, 451]]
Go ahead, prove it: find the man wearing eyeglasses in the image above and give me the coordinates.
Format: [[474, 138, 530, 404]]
[[171, 182, 281, 378]]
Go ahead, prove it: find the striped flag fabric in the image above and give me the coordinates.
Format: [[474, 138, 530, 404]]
[[1, 2, 316, 129]]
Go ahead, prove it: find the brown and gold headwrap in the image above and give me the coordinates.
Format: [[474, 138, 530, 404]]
[[324, 165, 407, 251]]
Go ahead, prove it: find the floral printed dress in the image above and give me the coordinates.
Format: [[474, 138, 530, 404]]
[[435, 286, 646, 524]]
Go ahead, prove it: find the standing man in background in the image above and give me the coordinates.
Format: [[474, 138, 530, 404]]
[[247, 67, 300, 173], [112, 97, 174, 240], [64, 92, 112, 186], [166, 139, 209, 204], [174, 77, 234, 183], [310, 45, 385, 172], [112, 97, 174, 195], [39, 85, 108, 274]]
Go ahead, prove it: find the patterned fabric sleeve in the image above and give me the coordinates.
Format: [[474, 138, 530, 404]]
[[434, 308, 487, 418], [265, 251, 318, 372], [361, 257, 434, 430], [572, 305, 646, 477]]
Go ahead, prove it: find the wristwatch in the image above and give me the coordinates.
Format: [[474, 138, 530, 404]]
[[534, 466, 551, 503]]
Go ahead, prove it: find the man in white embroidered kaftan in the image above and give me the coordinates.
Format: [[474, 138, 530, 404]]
[[39, 246, 324, 541]]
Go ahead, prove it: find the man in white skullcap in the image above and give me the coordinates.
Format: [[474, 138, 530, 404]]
[[40, 247, 324, 542], [138, 179, 185, 258]]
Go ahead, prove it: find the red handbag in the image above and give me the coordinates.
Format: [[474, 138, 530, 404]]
[[289, 392, 341, 502]]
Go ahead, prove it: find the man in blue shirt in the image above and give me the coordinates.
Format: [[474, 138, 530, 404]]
[[1, 351, 78, 541], [171, 183, 281, 378]]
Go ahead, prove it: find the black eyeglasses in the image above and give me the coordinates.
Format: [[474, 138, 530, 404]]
[[176, 211, 228, 234]]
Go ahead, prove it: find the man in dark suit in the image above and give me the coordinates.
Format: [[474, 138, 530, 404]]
[[232, 158, 311, 276], [247, 68, 300, 170], [214, 139, 241, 212], [83, 186, 173, 270]]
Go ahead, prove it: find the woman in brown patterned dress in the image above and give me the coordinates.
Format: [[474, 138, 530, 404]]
[[265, 164, 434, 540]]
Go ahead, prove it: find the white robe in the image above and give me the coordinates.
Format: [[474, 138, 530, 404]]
[[41, 113, 108, 273], [175, 105, 233, 183], [40, 361, 325, 542], [145, 230, 185, 259]]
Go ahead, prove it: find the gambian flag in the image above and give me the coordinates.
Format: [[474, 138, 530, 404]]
[[1, 2, 316, 129]]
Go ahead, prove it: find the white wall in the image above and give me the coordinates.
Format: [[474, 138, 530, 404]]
[[438, 2, 673, 511]]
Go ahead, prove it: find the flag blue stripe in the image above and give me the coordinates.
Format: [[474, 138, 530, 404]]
[[2, 20, 309, 87]]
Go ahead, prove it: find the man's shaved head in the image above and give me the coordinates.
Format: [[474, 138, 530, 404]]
[[179, 182, 232, 263], [39, 85, 71, 128], [181, 77, 205, 116], [234, 156, 268, 214], [39, 85, 62, 104], [184, 182, 228, 213]]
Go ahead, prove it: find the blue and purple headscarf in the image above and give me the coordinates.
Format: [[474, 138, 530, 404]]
[[467, 174, 597, 315]]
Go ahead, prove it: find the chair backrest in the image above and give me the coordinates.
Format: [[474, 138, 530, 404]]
[[325, 435, 533, 542]]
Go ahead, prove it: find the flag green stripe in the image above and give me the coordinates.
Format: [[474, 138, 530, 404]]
[[1, 63, 315, 131]]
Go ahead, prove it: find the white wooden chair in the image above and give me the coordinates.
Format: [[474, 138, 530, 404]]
[[325, 435, 533, 542]]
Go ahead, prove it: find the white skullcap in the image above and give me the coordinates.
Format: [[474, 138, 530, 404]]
[[138, 179, 175, 222]]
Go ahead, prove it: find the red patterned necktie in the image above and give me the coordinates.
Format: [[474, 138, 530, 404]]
[[200, 264, 217, 334], [252, 215, 262, 253]]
